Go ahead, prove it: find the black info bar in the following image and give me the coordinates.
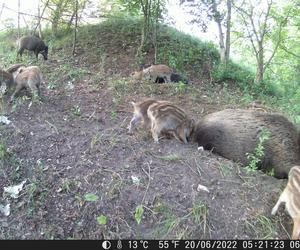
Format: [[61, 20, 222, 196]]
[[1, 240, 300, 250]]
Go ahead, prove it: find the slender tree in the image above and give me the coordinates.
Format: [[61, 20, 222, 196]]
[[72, 0, 78, 56], [180, 0, 232, 66], [234, 0, 291, 84], [17, 0, 20, 39]]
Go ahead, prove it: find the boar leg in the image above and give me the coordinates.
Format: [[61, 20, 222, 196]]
[[271, 190, 287, 215], [151, 123, 161, 143], [165, 75, 171, 83], [34, 49, 39, 60], [128, 115, 141, 132], [30, 84, 40, 100], [10, 84, 24, 102], [17, 48, 24, 60], [292, 217, 300, 239]]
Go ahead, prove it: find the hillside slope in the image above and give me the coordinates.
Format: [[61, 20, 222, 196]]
[[0, 18, 291, 239]]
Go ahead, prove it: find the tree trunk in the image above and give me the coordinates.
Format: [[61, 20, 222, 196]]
[[212, 0, 225, 63], [37, 0, 42, 38], [137, 0, 150, 60], [255, 43, 264, 84], [51, 0, 64, 36], [153, 0, 160, 64], [224, 0, 231, 65], [217, 21, 225, 63], [72, 0, 78, 56], [17, 0, 20, 39], [34, 0, 49, 39]]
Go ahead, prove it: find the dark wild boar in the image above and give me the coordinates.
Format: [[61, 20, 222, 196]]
[[17, 35, 48, 60], [192, 109, 300, 179], [154, 72, 188, 84]]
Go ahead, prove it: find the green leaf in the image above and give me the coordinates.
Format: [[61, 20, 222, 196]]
[[84, 193, 99, 201], [135, 205, 144, 225], [97, 215, 107, 225]]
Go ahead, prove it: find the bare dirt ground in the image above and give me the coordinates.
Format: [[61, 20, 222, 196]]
[[0, 48, 292, 240]]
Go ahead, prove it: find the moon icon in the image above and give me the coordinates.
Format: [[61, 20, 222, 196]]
[[102, 241, 111, 249]]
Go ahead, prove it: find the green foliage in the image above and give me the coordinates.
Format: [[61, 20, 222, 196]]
[[192, 200, 209, 227], [84, 193, 99, 202], [0, 141, 10, 165], [156, 25, 220, 75], [135, 204, 144, 225], [245, 215, 277, 239], [212, 61, 254, 89], [97, 215, 107, 225], [71, 105, 81, 116], [47, 82, 58, 90], [245, 129, 271, 173]]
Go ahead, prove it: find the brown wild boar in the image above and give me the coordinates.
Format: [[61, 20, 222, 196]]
[[127, 99, 170, 133], [271, 166, 300, 239], [139, 64, 188, 84], [147, 102, 194, 143], [191, 109, 300, 179], [10, 66, 43, 102], [17, 35, 48, 60], [132, 64, 173, 83]]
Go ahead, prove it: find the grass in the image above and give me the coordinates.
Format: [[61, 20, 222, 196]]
[[26, 179, 49, 217], [245, 215, 277, 239], [147, 152, 182, 162], [0, 140, 9, 165], [71, 105, 81, 116], [218, 163, 234, 177], [191, 200, 210, 236], [148, 199, 210, 238], [0, 140, 21, 181]]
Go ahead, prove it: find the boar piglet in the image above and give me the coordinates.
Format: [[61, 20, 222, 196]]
[[272, 166, 300, 239], [127, 99, 170, 133], [11, 66, 43, 102], [132, 64, 173, 83], [147, 102, 194, 143]]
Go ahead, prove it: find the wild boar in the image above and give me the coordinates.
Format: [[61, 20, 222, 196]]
[[10, 66, 43, 102], [272, 166, 300, 239], [17, 35, 48, 60], [132, 64, 173, 83], [127, 99, 170, 133], [147, 102, 194, 143], [154, 73, 189, 84], [192, 109, 300, 179]]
